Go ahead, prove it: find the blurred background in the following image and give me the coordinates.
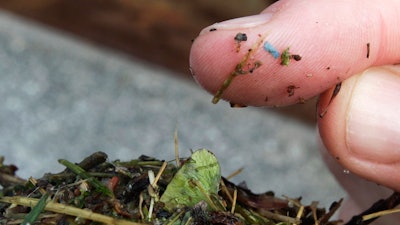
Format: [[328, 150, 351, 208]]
[[0, 0, 273, 74], [0, 0, 316, 122], [0, 0, 344, 207]]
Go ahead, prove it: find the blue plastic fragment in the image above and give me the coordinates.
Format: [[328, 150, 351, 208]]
[[263, 41, 280, 59]]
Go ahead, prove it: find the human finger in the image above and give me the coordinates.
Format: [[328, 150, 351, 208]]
[[318, 65, 400, 191], [190, 0, 400, 106]]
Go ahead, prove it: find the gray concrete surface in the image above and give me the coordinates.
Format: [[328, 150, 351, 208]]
[[0, 11, 344, 207]]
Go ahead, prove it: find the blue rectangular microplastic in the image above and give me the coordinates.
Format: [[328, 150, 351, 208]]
[[263, 41, 280, 59]]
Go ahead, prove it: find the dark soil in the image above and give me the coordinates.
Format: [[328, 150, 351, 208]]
[[0, 151, 351, 225]]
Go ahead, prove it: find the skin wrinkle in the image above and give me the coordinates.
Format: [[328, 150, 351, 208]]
[[339, 148, 399, 190], [344, 74, 379, 165], [344, 72, 360, 162]]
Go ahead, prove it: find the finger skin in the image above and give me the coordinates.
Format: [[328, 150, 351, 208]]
[[190, 0, 400, 106], [318, 65, 400, 191]]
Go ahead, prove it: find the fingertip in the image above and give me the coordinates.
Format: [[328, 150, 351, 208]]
[[189, 30, 246, 100], [318, 66, 400, 191]]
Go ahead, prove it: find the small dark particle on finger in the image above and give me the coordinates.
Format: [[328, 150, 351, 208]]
[[234, 33, 247, 42], [331, 82, 342, 99], [209, 28, 217, 32], [230, 102, 248, 108], [319, 82, 342, 118], [366, 42, 370, 58], [234, 33, 247, 52], [249, 61, 262, 73], [286, 85, 299, 97], [326, 66, 331, 70], [291, 54, 302, 61]]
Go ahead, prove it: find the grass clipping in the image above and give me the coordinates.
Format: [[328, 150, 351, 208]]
[[0, 149, 386, 225]]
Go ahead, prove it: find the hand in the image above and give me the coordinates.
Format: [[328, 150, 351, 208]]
[[190, 0, 400, 222]]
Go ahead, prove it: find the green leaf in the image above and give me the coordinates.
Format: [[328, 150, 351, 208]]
[[160, 149, 221, 211]]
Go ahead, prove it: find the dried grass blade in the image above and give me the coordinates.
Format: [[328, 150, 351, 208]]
[[362, 208, 400, 221], [1, 196, 146, 225]]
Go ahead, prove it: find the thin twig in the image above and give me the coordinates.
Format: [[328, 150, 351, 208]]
[[344, 192, 400, 225], [231, 188, 238, 214], [174, 129, 180, 168], [226, 167, 244, 180], [362, 208, 400, 221], [152, 161, 167, 188]]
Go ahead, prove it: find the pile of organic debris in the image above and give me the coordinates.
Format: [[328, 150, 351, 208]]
[[0, 150, 398, 225]]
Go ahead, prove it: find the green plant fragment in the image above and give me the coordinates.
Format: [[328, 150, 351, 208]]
[[280, 47, 291, 66], [160, 149, 221, 211], [58, 159, 113, 197], [21, 193, 48, 225]]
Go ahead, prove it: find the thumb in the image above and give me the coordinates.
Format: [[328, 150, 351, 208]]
[[190, 0, 400, 106], [318, 65, 400, 191]]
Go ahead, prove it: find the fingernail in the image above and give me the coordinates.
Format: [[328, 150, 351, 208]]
[[346, 67, 400, 164], [200, 13, 273, 35]]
